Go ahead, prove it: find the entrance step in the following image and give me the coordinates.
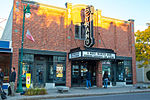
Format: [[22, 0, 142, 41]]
[[45, 83, 55, 89], [135, 83, 150, 89], [116, 82, 126, 87], [56, 86, 69, 93]]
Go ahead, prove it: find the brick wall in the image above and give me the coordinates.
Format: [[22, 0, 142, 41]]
[[96, 61, 102, 87], [12, 0, 136, 86]]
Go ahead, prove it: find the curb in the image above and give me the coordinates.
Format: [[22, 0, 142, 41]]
[[18, 90, 150, 100]]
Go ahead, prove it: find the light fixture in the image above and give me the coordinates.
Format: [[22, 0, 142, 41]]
[[25, 13, 31, 18]]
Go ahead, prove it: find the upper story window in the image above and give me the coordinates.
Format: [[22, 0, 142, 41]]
[[75, 25, 80, 38], [81, 22, 85, 39], [75, 22, 85, 40]]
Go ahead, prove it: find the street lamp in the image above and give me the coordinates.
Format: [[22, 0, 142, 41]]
[[16, 4, 31, 93]]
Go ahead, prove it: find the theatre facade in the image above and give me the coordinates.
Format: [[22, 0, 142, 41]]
[[7, 0, 136, 88]]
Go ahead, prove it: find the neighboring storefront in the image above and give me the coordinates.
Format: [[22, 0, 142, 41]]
[[136, 62, 150, 83], [3, 0, 136, 88], [0, 40, 12, 88], [102, 57, 133, 86], [21, 49, 66, 87]]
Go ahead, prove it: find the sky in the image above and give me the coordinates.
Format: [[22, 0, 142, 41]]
[[0, 0, 150, 37]]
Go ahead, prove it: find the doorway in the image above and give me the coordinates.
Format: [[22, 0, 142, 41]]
[[33, 56, 47, 88], [111, 60, 126, 86], [116, 61, 125, 82], [71, 60, 96, 87], [0, 53, 11, 83]]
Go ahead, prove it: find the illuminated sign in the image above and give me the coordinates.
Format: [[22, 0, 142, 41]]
[[84, 5, 95, 47], [69, 51, 115, 60], [82, 51, 115, 59], [69, 51, 81, 59]]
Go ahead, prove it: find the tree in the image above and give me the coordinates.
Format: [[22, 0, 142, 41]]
[[135, 26, 150, 68]]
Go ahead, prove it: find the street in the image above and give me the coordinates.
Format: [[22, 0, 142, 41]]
[[43, 92, 150, 100]]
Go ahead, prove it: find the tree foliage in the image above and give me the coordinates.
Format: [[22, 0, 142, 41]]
[[135, 26, 150, 68]]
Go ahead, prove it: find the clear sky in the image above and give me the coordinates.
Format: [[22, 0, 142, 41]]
[[0, 0, 150, 36]]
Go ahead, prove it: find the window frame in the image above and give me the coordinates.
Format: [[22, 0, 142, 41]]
[[75, 23, 85, 40]]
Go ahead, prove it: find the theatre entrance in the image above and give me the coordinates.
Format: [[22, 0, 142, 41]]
[[71, 60, 97, 87]]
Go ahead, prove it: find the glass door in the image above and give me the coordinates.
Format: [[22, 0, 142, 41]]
[[102, 62, 111, 85], [33, 56, 46, 88], [53, 56, 66, 85], [124, 60, 132, 84], [80, 65, 87, 86], [72, 65, 87, 87], [116, 61, 125, 82], [87, 61, 96, 86], [72, 61, 96, 87], [72, 65, 80, 86]]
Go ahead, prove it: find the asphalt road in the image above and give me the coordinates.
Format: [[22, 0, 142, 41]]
[[43, 92, 150, 100]]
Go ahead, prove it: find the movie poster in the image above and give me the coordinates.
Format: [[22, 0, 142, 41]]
[[56, 64, 63, 77]]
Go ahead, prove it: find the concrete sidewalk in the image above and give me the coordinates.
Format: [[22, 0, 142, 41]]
[[6, 86, 150, 100]]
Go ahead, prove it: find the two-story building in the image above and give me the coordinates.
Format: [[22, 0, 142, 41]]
[[1, 0, 136, 88]]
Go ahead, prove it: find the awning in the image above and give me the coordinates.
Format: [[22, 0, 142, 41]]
[[69, 47, 116, 60], [0, 40, 12, 53]]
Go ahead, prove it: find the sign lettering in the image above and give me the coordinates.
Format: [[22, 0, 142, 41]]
[[69, 51, 115, 60], [82, 51, 115, 59], [84, 6, 95, 47]]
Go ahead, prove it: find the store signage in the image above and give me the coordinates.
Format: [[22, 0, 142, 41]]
[[0, 41, 10, 48], [0, 40, 12, 53], [69, 51, 81, 59], [82, 51, 115, 59], [102, 61, 111, 65], [84, 6, 95, 48], [26, 73, 31, 88], [69, 51, 115, 60], [23, 54, 34, 62]]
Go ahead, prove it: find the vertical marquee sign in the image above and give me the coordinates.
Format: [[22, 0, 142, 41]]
[[84, 5, 95, 48]]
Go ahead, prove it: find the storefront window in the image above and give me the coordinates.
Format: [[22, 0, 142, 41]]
[[117, 61, 124, 82], [124, 60, 132, 84], [54, 56, 65, 62], [49, 65, 53, 78], [22, 62, 33, 86], [53, 56, 66, 84], [22, 63, 29, 75], [56, 64, 63, 78], [22, 54, 34, 86], [0, 54, 11, 83], [2, 65, 10, 83], [47, 56, 53, 83], [102, 61, 111, 85]]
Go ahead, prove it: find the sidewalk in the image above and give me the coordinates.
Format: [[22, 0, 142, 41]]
[[6, 86, 150, 100]]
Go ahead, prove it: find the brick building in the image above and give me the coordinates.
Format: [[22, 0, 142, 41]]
[[1, 0, 136, 88]]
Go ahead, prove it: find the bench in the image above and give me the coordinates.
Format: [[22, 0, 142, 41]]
[[135, 84, 148, 89], [57, 86, 69, 93]]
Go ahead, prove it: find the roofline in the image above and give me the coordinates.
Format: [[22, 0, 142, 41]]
[[22, 0, 67, 11], [72, 4, 87, 8], [39, 3, 67, 11], [102, 16, 130, 24]]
